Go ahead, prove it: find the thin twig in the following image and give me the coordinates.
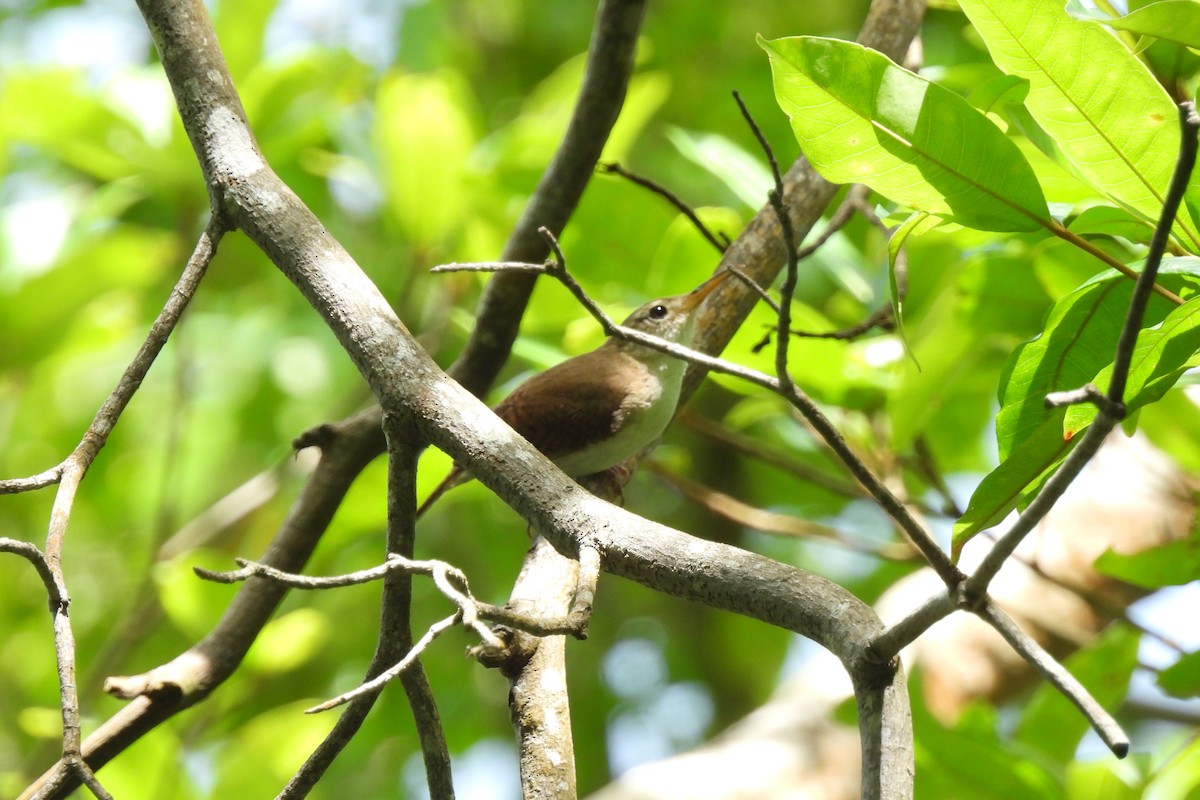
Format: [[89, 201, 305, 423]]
[[21, 223, 222, 800], [1110, 104, 1200, 399], [599, 162, 729, 253], [306, 614, 462, 714], [447, 0, 649, 396], [977, 601, 1129, 757], [195, 553, 463, 590], [431, 261, 547, 275], [867, 591, 955, 665], [0, 539, 62, 609], [435, 232, 964, 586], [733, 91, 963, 586], [1044, 383, 1111, 410], [795, 184, 869, 260], [727, 266, 782, 313], [790, 306, 894, 340]]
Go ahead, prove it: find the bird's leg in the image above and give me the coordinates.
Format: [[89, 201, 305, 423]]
[[579, 462, 635, 506]]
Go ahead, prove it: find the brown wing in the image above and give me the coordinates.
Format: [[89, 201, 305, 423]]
[[492, 348, 632, 461]]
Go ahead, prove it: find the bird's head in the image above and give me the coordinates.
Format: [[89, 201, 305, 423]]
[[618, 269, 732, 346]]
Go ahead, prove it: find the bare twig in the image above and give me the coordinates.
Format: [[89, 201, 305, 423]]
[[733, 92, 964, 587], [795, 183, 870, 261], [11, 223, 222, 800], [195, 553, 462, 590], [1044, 384, 1119, 417], [448, 0, 649, 396], [307, 613, 462, 714], [727, 265, 782, 314], [789, 306, 894, 340], [0, 539, 62, 608], [599, 161, 729, 253], [977, 602, 1129, 756], [867, 591, 955, 665]]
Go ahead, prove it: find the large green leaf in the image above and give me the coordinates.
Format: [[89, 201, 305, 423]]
[[914, 703, 1061, 800], [1068, 0, 1200, 50], [995, 262, 1200, 460], [1064, 295, 1200, 438], [958, 0, 1200, 249], [760, 36, 1049, 232], [1068, 205, 1157, 245], [956, 262, 1200, 551]]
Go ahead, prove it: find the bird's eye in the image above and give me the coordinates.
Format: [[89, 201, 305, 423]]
[[648, 304, 668, 320]]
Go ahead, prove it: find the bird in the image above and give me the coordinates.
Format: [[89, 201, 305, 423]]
[[416, 269, 732, 518]]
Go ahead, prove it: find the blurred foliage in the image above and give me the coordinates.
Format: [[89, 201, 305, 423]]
[[1, 0, 1200, 798]]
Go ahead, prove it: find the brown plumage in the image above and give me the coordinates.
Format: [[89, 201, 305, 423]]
[[416, 270, 730, 517]]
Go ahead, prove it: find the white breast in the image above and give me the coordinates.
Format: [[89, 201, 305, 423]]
[[554, 353, 686, 477]]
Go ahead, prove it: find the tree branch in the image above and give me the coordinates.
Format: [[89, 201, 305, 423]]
[[449, 0, 649, 395]]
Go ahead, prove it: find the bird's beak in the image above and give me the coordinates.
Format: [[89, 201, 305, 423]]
[[681, 269, 733, 311]]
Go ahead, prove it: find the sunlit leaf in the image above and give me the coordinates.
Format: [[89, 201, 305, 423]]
[[760, 35, 1050, 232], [958, 0, 1200, 249], [1067, 0, 1200, 50], [1068, 205, 1157, 244], [1158, 648, 1200, 699], [374, 70, 478, 247]]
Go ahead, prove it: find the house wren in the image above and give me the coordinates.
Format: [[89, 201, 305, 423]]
[[417, 269, 731, 517]]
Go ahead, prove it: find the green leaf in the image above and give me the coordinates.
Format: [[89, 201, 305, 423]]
[[1158, 649, 1200, 698], [952, 412, 1075, 556], [1066, 759, 1147, 800], [212, 0, 278, 79], [759, 35, 1050, 232], [995, 262, 1200, 460], [966, 74, 1030, 115], [1095, 538, 1200, 588], [958, 0, 1200, 249], [962, 261, 1200, 552], [1068, 0, 1200, 50], [1015, 625, 1140, 764], [1068, 205, 1158, 244], [914, 703, 1061, 800], [0, 71, 145, 181], [1064, 296, 1200, 438]]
